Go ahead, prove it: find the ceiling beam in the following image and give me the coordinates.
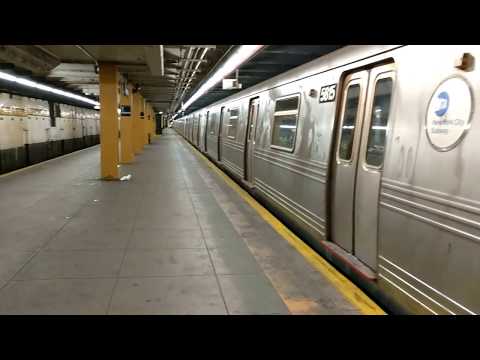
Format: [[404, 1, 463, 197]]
[[63, 82, 100, 86], [262, 49, 325, 55], [48, 72, 98, 78], [144, 46, 163, 76], [181, 45, 216, 49], [0, 45, 60, 75], [237, 68, 288, 73], [178, 58, 207, 63]]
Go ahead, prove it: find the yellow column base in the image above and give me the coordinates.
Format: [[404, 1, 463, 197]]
[[120, 116, 134, 164]]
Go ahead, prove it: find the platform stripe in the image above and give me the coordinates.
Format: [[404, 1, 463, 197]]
[[187, 141, 386, 315]]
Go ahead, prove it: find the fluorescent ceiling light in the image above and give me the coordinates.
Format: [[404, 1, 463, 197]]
[[181, 45, 264, 111], [0, 70, 100, 106]]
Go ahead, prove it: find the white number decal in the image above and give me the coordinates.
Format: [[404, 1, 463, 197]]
[[319, 84, 337, 103]]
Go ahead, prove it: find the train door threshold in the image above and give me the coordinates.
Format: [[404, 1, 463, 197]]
[[320, 240, 377, 281]]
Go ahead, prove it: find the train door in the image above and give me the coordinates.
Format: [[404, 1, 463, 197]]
[[192, 117, 197, 144], [190, 118, 193, 141], [244, 97, 260, 183], [331, 63, 395, 270], [204, 111, 209, 152], [218, 106, 225, 161], [190, 117, 194, 142], [193, 117, 196, 144], [196, 114, 201, 146]]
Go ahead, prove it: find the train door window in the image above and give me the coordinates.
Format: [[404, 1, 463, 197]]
[[219, 107, 225, 135], [338, 84, 361, 161], [364, 77, 393, 168], [227, 108, 239, 139], [271, 94, 300, 151], [247, 98, 259, 141], [209, 113, 216, 135]]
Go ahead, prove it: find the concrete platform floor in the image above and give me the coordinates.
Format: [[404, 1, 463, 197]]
[[0, 130, 361, 314]]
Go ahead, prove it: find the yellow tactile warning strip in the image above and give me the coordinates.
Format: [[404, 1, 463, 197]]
[[0, 145, 100, 179], [187, 141, 386, 315]]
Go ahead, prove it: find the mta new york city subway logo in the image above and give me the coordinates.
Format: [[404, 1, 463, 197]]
[[426, 77, 472, 150], [434, 91, 449, 117]]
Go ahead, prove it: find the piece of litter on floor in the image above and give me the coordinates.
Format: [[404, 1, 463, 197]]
[[120, 174, 132, 181]]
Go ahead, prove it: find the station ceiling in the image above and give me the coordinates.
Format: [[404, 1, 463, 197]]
[[184, 45, 343, 115], [0, 45, 343, 114]]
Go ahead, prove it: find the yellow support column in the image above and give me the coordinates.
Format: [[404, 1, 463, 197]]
[[132, 91, 143, 154], [141, 97, 147, 146], [146, 104, 153, 144], [150, 106, 155, 141], [131, 93, 137, 155], [152, 107, 156, 138], [120, 82, 134, 163], [99, 63, 120, 180], [145, 104, 149, 145], [152, 108, 156, 137]]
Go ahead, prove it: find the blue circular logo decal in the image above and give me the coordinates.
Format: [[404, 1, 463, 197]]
[[435, 91, 449, 117]]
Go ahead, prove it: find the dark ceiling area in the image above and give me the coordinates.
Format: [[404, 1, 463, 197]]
[[0, 48, 97, 108], [183, 45, 343, 115], [0, 45, 344, 113]]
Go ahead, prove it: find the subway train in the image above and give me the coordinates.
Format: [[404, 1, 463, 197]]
[[0, 92, 99, 174], [173, 45, 480, 315]]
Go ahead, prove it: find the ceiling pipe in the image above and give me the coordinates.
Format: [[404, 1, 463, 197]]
[[177, 47, 196, 91], [172, 46, 206, 112], [176, 47, 199, 97], [171, 47, 192, 108], [176, 47, 209, 111], [170, 46, 195, 112], [180, 45, 264, 112], [176, 46, 234, 113], [75, 45, 99, 72], [34, 45, 61, 62]]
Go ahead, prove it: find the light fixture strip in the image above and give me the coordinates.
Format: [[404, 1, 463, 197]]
[[181, 45, 264, 111], [0, 70, 100, 106]]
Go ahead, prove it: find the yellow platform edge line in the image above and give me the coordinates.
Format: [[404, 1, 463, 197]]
[[186, 141, 386, 315]]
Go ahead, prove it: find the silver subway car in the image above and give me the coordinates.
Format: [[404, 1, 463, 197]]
[[173, 45, 479, 315]]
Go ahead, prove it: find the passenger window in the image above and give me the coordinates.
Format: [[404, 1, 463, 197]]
[[227, 108, 239, 139], [338, 84, 360, 161], [365, 77, 393, 167], [271, 95, 300, 151], [209, 113, 216, 135]]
